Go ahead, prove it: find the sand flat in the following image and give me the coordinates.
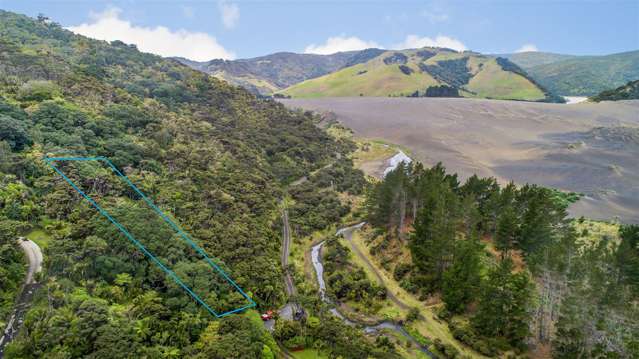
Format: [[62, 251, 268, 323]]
[[281, 97, 639, 223]]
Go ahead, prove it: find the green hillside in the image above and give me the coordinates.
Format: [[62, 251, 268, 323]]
[[501, 51, 577, 69], [0, 10, 393, 358], [281, 48, 557, 102], [174, 49, 385, 95], [590, 79, 639, 102], [526, 50, 639, 96]]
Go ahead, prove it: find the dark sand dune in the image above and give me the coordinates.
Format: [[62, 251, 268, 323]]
[[281, 98, 639, 223]]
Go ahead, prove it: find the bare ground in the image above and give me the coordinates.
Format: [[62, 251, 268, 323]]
[[281, 97, 639, 223]]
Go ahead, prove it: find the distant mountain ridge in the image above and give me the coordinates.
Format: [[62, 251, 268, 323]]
[[499, 51, 578, 69], [173, 49, 384, 95], [508, 50, 639, 96], [279, 48, 562, 102], [177, 47, 638, 100]]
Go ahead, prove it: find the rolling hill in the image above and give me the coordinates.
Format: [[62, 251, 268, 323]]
[[174, 49, 384, 95], [280, 48, 560, 102], [590, 79, 639, 102], [500, 51, 577, 69], [523, 50, 639, 96]]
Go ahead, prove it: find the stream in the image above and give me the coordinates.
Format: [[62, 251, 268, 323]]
[[311, 238, 436, 357]]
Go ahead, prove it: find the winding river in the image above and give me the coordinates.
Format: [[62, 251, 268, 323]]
[[311, 234, 436, 358]]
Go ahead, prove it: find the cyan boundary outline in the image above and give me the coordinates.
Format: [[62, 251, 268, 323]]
[[44, 156, 256, 318]]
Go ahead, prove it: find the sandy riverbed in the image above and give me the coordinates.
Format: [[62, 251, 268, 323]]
[[282, 97, 639, 223]]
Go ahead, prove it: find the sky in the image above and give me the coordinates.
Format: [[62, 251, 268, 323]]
[[1, 0, 637, 61]]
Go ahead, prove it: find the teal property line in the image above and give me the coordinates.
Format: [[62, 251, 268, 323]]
[[44, 156, 256, 318]]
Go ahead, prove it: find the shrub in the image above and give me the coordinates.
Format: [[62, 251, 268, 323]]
[[406, 307, 420, 322], [393, 262, 411, 280], [0, 115, 32, 150], [17, 80, 61, 101]]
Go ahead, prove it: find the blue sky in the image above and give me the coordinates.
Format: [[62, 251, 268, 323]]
[[1, 0, 637, 61]]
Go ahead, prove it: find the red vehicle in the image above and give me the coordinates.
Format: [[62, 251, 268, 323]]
[[261, 310, 274, 321]]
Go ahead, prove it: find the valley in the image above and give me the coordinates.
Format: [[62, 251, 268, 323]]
[[0, 5, 637, 359]]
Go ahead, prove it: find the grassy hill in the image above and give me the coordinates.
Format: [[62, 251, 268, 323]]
[[525, 50, 639, 96], [280, 48, 559, 102], [590, 79, 639, 102], [174, 49, 384, 95]]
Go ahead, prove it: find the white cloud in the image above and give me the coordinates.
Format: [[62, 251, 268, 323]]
[[218, 1, 240, 29], [394, 35, 467, 52], [67, 7, 235, 61], [515, 44, 538, 53], [304, 35, 380, 55]]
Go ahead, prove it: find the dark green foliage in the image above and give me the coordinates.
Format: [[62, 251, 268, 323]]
[[525, 50, 639, 96], [424, 85, 460, 97], [0, 219, 26, 320], [189, 316, 268, 358], [495, 205, 519, 253], [416, 50, 436, 60], [442, 239, 483, 314], [324, 236, 386, 303], [398, 65, 413, 75], [420, 58, 471, 87], [0, 115, 32, 150], [617, 225, 639, 296], [383, 53, 408, 65], [551, 295, 587, 358], [393, 262, 411, 281], [495, 57, 528, 77], [0, 9, 367, 358], [409, 175, 459, 292], [289, 182, 350, 236], [309, 157, 366, 195], [590, 79, 639, 102], [472, 258, 533, 349], [366, 164, 620, 356]]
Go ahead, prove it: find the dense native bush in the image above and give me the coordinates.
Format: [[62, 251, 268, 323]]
[[323, 236, 386, 303], [0, 10, 383, 358]]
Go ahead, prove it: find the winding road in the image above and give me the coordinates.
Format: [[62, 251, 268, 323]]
[[281, 208, 295, 298], [0, 238, 43, 358]]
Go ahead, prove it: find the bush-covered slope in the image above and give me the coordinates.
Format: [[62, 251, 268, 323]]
[[281, 48, 558, 102], [174, 49, 385, 95], [500, 51, 577, 69], [526, 50, 639, 96], [0, 10, 391, 358], [590, 79, 639, 102]]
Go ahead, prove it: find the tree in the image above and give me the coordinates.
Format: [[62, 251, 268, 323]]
[[552, 295, 587, 359], [617, 225, 639, 296], [442, 239, 484, 314], [472, 258, 533, 349], [495, 205, 519, 255], [410, 176, 459, 291], [0, 115, 32, 150]]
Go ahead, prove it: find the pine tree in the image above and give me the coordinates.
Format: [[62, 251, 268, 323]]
[[442, 238, 484, 313], [495, 205, 519, 254], [472, 258, 534, 349], [409, 178, 459, 291], [552, 295, 587, 359]]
